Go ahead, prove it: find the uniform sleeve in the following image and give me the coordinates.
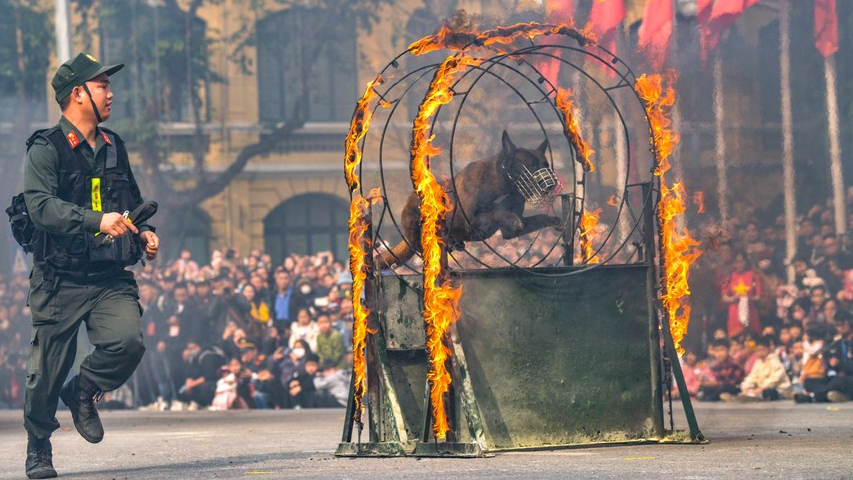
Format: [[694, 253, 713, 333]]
[[23, 139, 103, 235]]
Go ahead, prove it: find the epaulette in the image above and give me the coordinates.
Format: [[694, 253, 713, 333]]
[[25, 127, 59, 149]]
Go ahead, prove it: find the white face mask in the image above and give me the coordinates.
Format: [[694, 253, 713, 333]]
[[292, 348, 306, 359], [300, 285, 312, 295]]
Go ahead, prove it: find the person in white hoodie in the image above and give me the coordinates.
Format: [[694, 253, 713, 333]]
[[738, 336, 792, 401]]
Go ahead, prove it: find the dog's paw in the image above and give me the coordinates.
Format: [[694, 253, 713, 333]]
[[547, 216, 563, 228]]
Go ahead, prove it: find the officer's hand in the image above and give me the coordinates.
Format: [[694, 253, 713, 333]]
[[100, 212, 138, 238], [140, 231, 160, 260]]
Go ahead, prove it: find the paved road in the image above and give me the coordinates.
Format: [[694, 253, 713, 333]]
[[1, 402, 851, 479]]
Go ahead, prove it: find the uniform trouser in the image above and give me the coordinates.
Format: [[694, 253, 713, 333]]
[[24, 266, 146, 440]]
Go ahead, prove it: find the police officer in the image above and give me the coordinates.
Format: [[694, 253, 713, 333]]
[[22, 53, 160, 479]]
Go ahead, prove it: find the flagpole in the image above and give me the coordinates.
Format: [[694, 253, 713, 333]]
[[713, 53, 728, 226], [823, 54, 846, 236], [615, 113, 629, 245], [779, 0, 797, 283], [670, 1, 686, 233]]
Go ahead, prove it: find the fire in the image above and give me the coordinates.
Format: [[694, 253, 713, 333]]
[[345, 75, 388, 192], [409, 25, 478, 55], [410, 54, 480, 439], [555, 87, 595, 172], [343, 72, 389, 424], [635, 73, 678, 177], [347, 188, 382, 424], [692, 191, 706, 213], [409, 22, 595, 57], [607, 194, 619, 206], [635, 73, 702, 356], [578, 208, 602, 264]]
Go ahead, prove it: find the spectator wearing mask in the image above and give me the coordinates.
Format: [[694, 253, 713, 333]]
[[292, 278, 318, 315], [278, 340, 311, 393], [289, 308, 319, 352]]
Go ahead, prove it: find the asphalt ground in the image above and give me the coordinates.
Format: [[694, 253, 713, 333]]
[[1, 402, 851, 480]]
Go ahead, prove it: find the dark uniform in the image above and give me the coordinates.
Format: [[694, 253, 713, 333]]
[[22, 53, 153, 479]]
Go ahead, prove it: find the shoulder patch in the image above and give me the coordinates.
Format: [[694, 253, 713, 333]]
[[25, 128, 52, 149], [29, 137, 50, 147], [66, 131, 80, 149]]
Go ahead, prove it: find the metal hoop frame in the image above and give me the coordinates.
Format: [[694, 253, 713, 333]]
[[349, 27, 661, 281]]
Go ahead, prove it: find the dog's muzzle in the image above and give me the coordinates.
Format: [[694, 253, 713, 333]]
[[509, 166, 561, 206]]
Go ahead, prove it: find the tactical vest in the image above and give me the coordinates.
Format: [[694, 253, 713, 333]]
[[27, 126, 143, 273]]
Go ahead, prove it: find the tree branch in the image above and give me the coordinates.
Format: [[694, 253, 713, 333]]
[[180, 99, 306, 206]]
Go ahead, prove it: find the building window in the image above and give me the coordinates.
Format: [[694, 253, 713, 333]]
[[99, 1, 209, 126], [256, 7, 357, 124], [264, 193, 350, 263]]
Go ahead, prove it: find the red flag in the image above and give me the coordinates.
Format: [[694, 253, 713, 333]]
[[638, 0, 673, 71], [699, 0, 761, 63], [539, 0, 575, 86], [589, 0, 626, 55], [697, 0, 713, 28], [815, 0, 838, 57]]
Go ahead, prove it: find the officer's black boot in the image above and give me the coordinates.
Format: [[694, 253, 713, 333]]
[[59, 374, 104, 443], [25, 437, 57, 479]]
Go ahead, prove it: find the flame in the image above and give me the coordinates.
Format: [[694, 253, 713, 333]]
[[409, 26, 478, 55], [635, 73, 702, 356], [578, 208, 602, 264], [409, 22, 595, 57], [692, 191, 706, 213], [345, 75, 388, 192], [555, 87, 595, 172], [348, 188, 382, 424], [410, 55, 479, 439], [607, 194, 618, 207], [343, 73, 389, 424], [635, 73, 678, 177]]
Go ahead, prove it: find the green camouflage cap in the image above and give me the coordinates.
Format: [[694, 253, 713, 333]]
[[51, 53, 124, 103]]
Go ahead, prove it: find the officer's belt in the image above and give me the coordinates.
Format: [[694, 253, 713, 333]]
[[49, 266, 125, 285]]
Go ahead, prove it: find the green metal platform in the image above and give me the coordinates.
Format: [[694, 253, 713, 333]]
[[337, 263, 702, 456]]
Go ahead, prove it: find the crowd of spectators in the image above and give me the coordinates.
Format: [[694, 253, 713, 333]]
[[0, 247, 355, 411], [679, 190, 853, 404], [1, 189, 852, 410]]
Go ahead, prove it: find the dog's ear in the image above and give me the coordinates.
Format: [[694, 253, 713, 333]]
[[501, 131, 516, 155], [536, 138, 549, 154]]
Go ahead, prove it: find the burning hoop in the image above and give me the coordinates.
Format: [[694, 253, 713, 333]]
[[340, 22, 703, 456]]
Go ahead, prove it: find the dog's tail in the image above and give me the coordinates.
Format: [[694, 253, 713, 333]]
[[375, 240, 415, 270]]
